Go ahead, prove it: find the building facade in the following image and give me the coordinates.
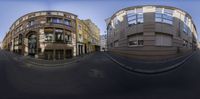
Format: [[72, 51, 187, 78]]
[[76, 19, 91, 55], [106, 5, 198, 60], [100, 34, 107, 51], [0, 41, 2, 49], [83, 19, 101, 52], [3, 11, 100, 60]]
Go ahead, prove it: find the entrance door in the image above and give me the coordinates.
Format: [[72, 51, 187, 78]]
[[44, 50, 53, 60], [65, 49, 72, 58], [55, 50, 64, 60], [28, 34, 37, 56], [84, 44, 87, 54]]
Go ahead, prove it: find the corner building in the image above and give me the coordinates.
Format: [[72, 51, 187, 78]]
[[3, 11, 79, 60], [106, 5, 198, 60]]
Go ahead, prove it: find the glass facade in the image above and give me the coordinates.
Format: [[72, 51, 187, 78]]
[[155, 8, 173, 24], [183, 16, 189, 34], [127, 8, 144, 25]]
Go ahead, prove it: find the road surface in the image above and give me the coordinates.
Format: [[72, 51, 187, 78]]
[[0, 50, 200, 99]]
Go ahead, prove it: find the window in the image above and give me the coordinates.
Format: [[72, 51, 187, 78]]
[[127, 8, 144, 26], [47, 17, 63, 24], [155, 8, 163, 22], [113, 17, 119, 27], [28, 34, 37, 54], [27, 20, 35, 27], [110, 43, 113, 47], [107, 24, 112, 35], [45, 33, 53, 42], [183, 16, 189, 34], [55, 29, 64, 42], [155, 33, 172, 46], [188, 20, 192, 37], [64, 19, 71, 26], [18, 34, 23, 45], [114, 40, 119, 47], [189, 43, 192, 48], [136, 8, 144, 24], [78, 24, 82, 30], [52, 18, 62, 23], [183, 40, 188, 47], [65, 34, 72, 44], [14, 37, 18, 46], [155, 8, 173, 24], [128, 33, 143, 47]]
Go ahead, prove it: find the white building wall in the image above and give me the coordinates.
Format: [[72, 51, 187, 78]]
[[100, 34, 107, 51]]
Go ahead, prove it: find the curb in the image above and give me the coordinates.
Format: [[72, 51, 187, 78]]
[[105, 52, 195, 75], [12, 53, 93, 67], [23, 59, 80, 67], [13, 56, 82, 67]]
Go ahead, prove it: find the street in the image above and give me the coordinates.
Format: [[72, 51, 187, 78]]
[[0, 50, 200, 99]]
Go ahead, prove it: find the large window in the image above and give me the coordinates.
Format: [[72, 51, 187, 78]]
[[155, 8, 173, 24], [45, 33, 53, 42], [18, 34, 23, 45], [55, 29, 64, 42], [64, 19, 71, 26], [183, 16, 189, 34], [47, 17, 63, 24], [53, 18, 62, 23], [136, 8, 144, 24], [127, 8, 144, 25], [155, 33, 172, 46], [128, 33, 143, 47], [65, 34, 72, 44], [28, 34, 37, 55]]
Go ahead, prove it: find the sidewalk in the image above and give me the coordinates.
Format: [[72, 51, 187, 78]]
[[14, 53, 94, 67], [105, 51, 195, 74]]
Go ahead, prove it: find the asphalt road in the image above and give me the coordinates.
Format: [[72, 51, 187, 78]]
[[0, 49, 200, 99]]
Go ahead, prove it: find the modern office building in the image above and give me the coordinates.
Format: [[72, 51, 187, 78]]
[[100, 34, 107, 51], [106, 5, 198, 60], [2, 11, 100, 60]]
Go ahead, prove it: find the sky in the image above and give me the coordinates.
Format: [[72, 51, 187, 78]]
[[0, 0, 200, 42]]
